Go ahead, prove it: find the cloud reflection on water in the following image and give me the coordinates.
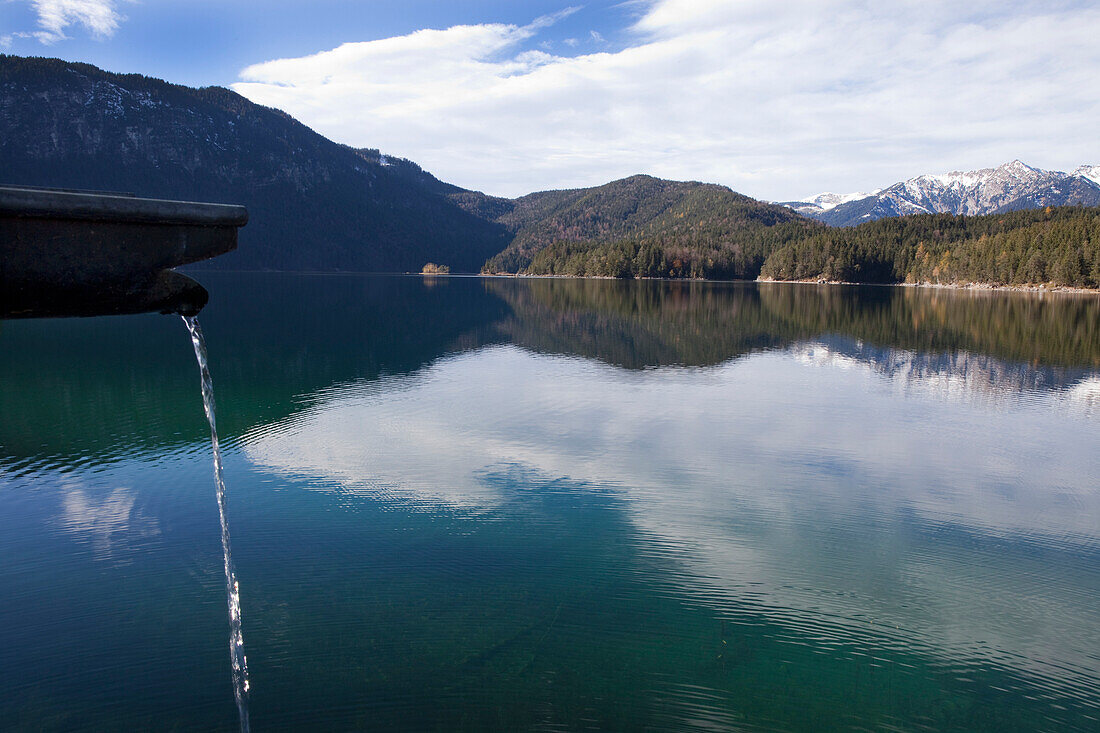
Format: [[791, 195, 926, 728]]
[[56, 483, 161, 561], [242, 343, 1100, 702]]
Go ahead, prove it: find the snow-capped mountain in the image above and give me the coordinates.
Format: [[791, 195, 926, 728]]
[[780, 160, 1100, 227], [780, 190, 877, 216]]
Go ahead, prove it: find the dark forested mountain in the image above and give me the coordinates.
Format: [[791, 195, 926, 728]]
[[780, 161, 1100, 227], [0, 55, 510, 272], [760, 206, 1100, 288], [481, 175, 818, 279]]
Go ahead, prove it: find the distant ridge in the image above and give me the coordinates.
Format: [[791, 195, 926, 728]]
[[778, 160, 1100, 227]]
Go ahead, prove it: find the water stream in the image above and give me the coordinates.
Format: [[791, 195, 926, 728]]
[[183, 315, 250, 733]]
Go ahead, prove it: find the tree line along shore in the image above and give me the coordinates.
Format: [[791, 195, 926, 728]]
[[483, 206, 1100, 291]]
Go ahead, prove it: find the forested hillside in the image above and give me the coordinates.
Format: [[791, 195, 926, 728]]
[[760, 207, 1100, 288], [482, 175, 818, 279]]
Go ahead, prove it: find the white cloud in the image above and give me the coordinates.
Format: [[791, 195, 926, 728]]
[[233, 1, 1100, 200], [9, 0, 123, 44]]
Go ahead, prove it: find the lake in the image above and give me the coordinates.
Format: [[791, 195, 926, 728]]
[[1, 274, 1098, 731]]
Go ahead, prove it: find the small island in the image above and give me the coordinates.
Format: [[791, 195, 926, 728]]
[[421, 263, 450, 275]]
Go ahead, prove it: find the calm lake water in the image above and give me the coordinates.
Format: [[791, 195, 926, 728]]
[[1, 274, 1098, 731]]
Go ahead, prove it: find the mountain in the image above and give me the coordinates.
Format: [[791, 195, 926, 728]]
[[9, 54, 1092, 288], [779, 190, 876, 217], [0, 56, 810, 279], [780, 161, 1100, 227], [0, 55, 510, 272], [482, 175, 817, 279]]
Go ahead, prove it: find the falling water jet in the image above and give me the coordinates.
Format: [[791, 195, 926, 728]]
[[0, 183, 251, 726], [183, 315, 250, 733]]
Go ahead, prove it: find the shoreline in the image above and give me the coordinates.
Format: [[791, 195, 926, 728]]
[[898, 281, 1100, 295], [755, 276, 1099, 295], [196, 269, 1100, 295], [483, 272, 1100, 294]]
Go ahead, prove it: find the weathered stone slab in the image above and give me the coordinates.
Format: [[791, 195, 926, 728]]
[[0, 186, 246, 318]]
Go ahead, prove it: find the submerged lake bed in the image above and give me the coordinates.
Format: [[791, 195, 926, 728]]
[[1, 274, 1098, 731]]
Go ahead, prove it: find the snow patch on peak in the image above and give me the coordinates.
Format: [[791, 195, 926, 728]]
[[1002, 159, 1038, 173], [925, 170, 987, 188], [996, 159, 1042, 181], [911, 161, 1043, 190], [798, 190, 871, 211], [1072, 165, 1100, 186]]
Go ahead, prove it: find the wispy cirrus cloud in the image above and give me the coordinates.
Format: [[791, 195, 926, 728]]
[[233, 1, 1100, 200], [3, 0, 123, 46]]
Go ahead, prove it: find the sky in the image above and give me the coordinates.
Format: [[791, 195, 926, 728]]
[[2, 0, 1099, 201]]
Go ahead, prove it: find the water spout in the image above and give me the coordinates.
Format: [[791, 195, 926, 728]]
[[183, 315, 250, 733]]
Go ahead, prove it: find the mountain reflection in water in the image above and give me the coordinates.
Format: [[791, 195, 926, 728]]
[[1, 274, 1097, 731]]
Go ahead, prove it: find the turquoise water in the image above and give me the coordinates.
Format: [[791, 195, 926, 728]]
[[1, 274, 1098, 731]]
